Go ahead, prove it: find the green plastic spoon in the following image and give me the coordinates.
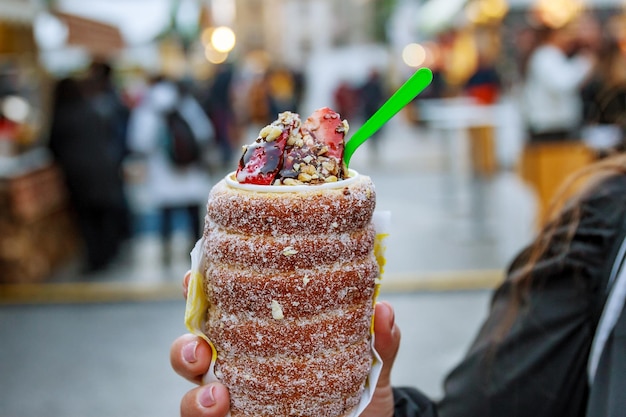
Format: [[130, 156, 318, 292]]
[[343, 67, 434, 167]]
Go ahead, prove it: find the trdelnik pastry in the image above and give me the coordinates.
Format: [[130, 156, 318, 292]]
[[185, 107, 388, 417]]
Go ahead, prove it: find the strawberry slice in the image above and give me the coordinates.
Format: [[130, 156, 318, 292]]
[[235, 131, 287, 185], [301, 107, 346, 160], [236, 113, 300, 185]]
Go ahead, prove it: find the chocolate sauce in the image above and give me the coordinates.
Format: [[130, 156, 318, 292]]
[[241, 140, 282, 174]]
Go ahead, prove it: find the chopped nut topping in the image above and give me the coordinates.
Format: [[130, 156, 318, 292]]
[[298, 173, 312, 182], [301, 164, 316, 175], [322, 159, 334, 170], [259, 125, 272, 138], [286, 133, 298, 146], [282, 246, 298, 256], [271, 300, 284, 320], [265, 126, 283, 142]]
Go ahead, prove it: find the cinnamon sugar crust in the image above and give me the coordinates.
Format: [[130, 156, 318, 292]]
[[205, 303, 373, 356], [202, 174, 378, 417], [221, 340, 371, 416], [204, 224, 376, 270], [205, 175, 376, 236], [204, 258, 378, 316]]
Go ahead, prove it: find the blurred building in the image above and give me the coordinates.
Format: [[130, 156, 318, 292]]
[[0, 0, 81, 283], [231, 0, 378, 67]]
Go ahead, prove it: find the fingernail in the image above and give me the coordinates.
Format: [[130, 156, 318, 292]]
[[199, 385, 216, 408], [182, 272, 191, 298], [182, 341, 198, 363], [380, 301, 395, 327]]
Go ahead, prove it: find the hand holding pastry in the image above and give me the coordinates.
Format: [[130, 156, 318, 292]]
[[172, 272, 401, 417], [171, 334, 230, 417], [171, 273, 228, 417]]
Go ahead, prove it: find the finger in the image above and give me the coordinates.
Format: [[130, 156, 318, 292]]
[[183, 270, 191, 299], [373, 301, 401, 385], [181, 383, 230, 417], [171, 334, 213, 384]]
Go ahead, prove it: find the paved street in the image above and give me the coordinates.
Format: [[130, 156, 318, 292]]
[[0, 290, 492, 417]]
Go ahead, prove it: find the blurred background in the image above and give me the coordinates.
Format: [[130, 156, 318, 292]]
[[1, 0, 626, 416]]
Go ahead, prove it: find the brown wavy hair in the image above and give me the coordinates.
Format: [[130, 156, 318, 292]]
[[498, 152, 626, 339]]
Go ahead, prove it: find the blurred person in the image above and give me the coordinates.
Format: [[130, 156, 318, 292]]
[[359, 69, 387, 159], [463, 57, 502, 176], [515, 26, 541, 82], [85, 60, 131, 171], [177, 79, 216, 153], [84, 59, 133, 241], [464, 58, 501, 106], [521, 19, 596, 142], [266, 66, 299, 116], [246, 73, 271, 130], [47, 77, 127, 272], [202, 63, 237, 168], [171, 151, 626, 416], [126, 76, 213, 264], [292, 68, 306, 113], [333, 80, 360, 122], [580, 35, 626, 156]]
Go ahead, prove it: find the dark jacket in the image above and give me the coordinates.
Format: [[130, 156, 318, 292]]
[[393, 174, 626, 417], [48, 79, 125, 209]]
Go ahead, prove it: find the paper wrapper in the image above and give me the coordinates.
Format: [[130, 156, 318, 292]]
[[185, 210, 391, 417]]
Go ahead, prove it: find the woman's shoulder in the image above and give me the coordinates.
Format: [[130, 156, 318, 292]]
[[506, 171, 626, 286], [584, 173, 626, 210]]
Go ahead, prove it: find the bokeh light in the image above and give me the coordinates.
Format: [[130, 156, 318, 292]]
[[402, 43, 426, 68], [532, 0, 584, 29], [204, 45, 229, 64], [1, 96, 30, 123], [210, 26, 236, 53], [466, 0, 509, 24]]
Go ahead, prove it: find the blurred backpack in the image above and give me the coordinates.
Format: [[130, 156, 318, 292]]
[[164, 109, 201, 167]]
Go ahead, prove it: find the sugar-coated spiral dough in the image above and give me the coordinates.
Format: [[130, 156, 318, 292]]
[[202, 173, 378, 417], [204, 223, 376, 270], [204, 259, 378, 316], [206, 174, 376, 236]]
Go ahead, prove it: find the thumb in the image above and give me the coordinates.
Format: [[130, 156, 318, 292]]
[[373, 301, 401, 386]]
